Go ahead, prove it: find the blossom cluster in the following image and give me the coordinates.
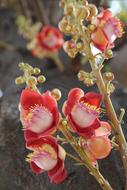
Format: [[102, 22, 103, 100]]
[[19, 87, 112, 183], [20, 89, 67, 184]]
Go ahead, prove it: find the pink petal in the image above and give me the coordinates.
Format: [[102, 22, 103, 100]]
[[27, 107, 53, 134], [30, 161, 44, 174], [71, 103, 97, 128], [33, 153, 57, 171], [64, 88, 84, 115], [95, 121, 111, 137]]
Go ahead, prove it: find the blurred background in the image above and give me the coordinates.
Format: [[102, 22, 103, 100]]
[[0, 0, 127, 190]]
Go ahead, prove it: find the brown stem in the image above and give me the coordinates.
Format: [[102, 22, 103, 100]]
[[60, 121, 113, 190], [82, 33, 127, 189]]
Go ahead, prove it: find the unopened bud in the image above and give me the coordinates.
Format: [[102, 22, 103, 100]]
[[78, 70, 87, 81], [51, 88, 61, 101], [105, 49, 113, 59], [15, 76, 24, 85], [37, 75, 46, 83], [33, 68, 41, 75], [87, 4, 98, 20], [103, 72, 114, 81], [27, 76, 37, 86]]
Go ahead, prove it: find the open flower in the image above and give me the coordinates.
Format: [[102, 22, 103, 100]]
[[80, 121, 112, 163], [20, 89, 60, 142], [63, 88, 102, 138], [91, 9, 123, 51], [37, 26, 63, 52], [26, 136, 67, 184]]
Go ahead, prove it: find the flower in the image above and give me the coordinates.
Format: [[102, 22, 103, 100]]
[[37, 26, 63, 52], [63, 88, 102, 138], [80, 121, 112, 163], [20, 89, 60, 142], [91, 9, 123, 51], [26, 136, 67, 184]]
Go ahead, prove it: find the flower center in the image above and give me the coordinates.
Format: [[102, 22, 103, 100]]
[[24, 105, 53, 133], [71, 103, 99, 128]]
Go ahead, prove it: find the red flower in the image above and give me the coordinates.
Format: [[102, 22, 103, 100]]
[[37, 26, 63, 52], [91, 9, 123, 51], [26, 136, 67, 184], [63, 88, 102, 138], [20, 89, 60, 142], [80, 121, 112, 162]]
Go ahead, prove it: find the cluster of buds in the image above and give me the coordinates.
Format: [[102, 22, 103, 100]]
[[15, 63, 46, 90], [59, 0, 123, 60], [78, 70, 96, 87]]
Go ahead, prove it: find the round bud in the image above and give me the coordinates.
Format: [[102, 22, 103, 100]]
[[88, 24, 96, 32], [76, 42, 84, 52], [15, 76, 24, 85], [62, 119, 68, 126], [19, 62, 25, 69], [37, 75, 46, 83], [87, 4, 98, 20], [82, 0, 88, 6], [64, 4, 74, 15], [33, 68, 41, 75], [51, 88, 61, 101], [27, 76, 37, 86], [78, 70, 87, 81], [103, 72, 114, 81], [105, 49, 113, 59], [76, 6, 89, 20], [59, 18, 68, 31]]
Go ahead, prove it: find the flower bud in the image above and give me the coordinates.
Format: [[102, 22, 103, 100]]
[[87, 4, 98, 20], [105, 49, 113, 59], [64, 4, 74, 15], [103, 72, 114, 81], [63, 41, 78, 58], [76, 6, 89, 20], [78, 70, 87, 81], [15, 76, 24, 85], [84, 78, 95, 87], [37, 75, 46, 83], [51, 88, 62, 101], [33, 68, 41, 75], [27, 76, 37, 86], [88, 24, 96, 32]]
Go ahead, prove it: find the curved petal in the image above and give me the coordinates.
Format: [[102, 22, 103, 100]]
[[95, 121, 111, 137], [48, 159, 67, 184], [64, 88, 84, 116], [87, 136, 111, 159], [26, 136, 58, 153], [30, 161, 44, 174], [91, 27, 109, 51], [68, 115, 96, 138], [42, 91, 57, 112], [24, 130, 39, 144], [20, 89, 43, 110], [98, 9, 112, 21], [81, 92, 102, 108]]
